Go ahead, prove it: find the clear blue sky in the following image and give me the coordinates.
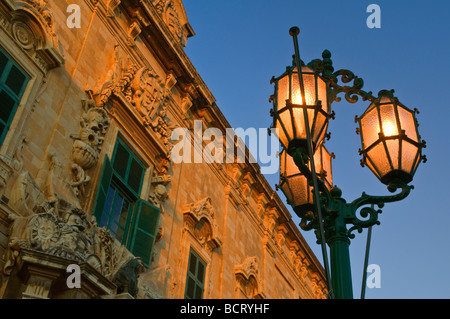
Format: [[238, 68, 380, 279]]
[[183, 0, 450, 299]]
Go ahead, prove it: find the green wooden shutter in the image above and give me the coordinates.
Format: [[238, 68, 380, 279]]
[[129, 199, 160, 267], [93, 155, 113, 222], [112, 139, 145, 197], [0, 49, 29, 146], [184, 250, 206, 299]]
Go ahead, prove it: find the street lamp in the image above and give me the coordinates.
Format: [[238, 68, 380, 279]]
[[270, 27, 426, 299]]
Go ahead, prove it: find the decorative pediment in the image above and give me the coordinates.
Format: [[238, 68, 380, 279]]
[[94, 46, 178, 153], [182, 197, 222, 251], [234, 256, 262, 299], [151, 0, 193, 47], [2, 0, 64, 72]]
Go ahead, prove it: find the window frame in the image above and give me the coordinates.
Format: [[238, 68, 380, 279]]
[[94, 136, 161, 267], [0, 47, 30, 146], [111, 138, 146, 198], [184, 249, 207, 299]]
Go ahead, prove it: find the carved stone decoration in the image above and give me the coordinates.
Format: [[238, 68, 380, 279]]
[[152, 0, 183, 45], [263, 207, 278, 236], [9, 171, 46, 216], [127, 21, 141, 46], [182, 197, 222, 252], [3, 197, 135, 283], [0, 156, 14, 189], [149, 157, 172, 207], [311, 273, 327, 299], [112, 258, 145, 298], [275, 224, 289, 248], [4, 0, 64, 72], [95, 45, 138, 108], [106, 0, 121, 17], [131, 67, 164, 124], [148, 184, 168, 207], [29, 212, 60, 250], [12, 135, 29, 172], [94, 46, 178, 159], [70, 98, 110, 197], [234, 256, 262, 299]]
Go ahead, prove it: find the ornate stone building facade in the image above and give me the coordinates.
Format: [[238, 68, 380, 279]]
[[0, 0, 327, 299]]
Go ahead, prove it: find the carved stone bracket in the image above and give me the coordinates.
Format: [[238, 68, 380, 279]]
[[182, 197, 222, 252], [70, 98, 110, 198]]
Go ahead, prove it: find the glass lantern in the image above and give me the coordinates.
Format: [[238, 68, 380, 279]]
[[278, 142, 334, 211], [357, 92, 424, 185], [271, 63, 331, 153]]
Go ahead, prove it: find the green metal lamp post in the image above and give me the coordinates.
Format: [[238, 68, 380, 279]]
[[270, 27, 426, 299]]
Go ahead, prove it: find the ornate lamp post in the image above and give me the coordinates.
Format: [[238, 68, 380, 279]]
[[270, 27, 426, 299]]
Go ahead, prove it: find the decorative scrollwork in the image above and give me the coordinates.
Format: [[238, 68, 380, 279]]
[[308, 50, 376, 105], [346, 179, 412, 238], [289, 143, 413, 242]]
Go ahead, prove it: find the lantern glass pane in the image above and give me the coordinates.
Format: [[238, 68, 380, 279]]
[[385, 139, 400, 170], [361, 107, 380, 148], [398, 106, 419, 142], [292, 72, 315, 105], [367, 143, 391, 177], [317, 78, 328, 112], [292, 107, 306, 140], [277, 109, 293, 146], [313, 112, 327, 144], [322, 147, 333, 188], [280, 182, 294, 205], [401, 140, 419, 173], [292, 107, 315, 140], [365, 157, 381, 180], [411, 147, 422, 175], [289, 175, 312, 206], [285, 150, 299, 176], [277, 75, 289, 110], [317, 122, 328, 148], [313, 148, 322, 173], [380, 104, 399, 137]]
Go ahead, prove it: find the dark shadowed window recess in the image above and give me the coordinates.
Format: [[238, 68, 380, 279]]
[[184, 250, 206, 299], [0, 48, 29, 147]]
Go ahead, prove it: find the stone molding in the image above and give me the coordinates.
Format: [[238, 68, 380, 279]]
[[182, 197, 222, 252], [1, 0, 64, 73]]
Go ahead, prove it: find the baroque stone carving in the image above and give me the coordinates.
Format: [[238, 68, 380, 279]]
[[234, 256, 261, 299], [152, 0, 184, 45], [149, 157, 172, 207], [182, 197, 222, 252], [3, 197, 135, 283], [4, 0, 64, 72], [70, 99, 110, 197], [112, 258, 145, 298], [9, 171, 46, 216], [95, 46, 177, 154]]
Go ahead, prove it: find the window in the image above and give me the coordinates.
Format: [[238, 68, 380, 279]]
[[184, 250, 206, 299], [0, 48, 29, 146], [94, 138, 160, 266]]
